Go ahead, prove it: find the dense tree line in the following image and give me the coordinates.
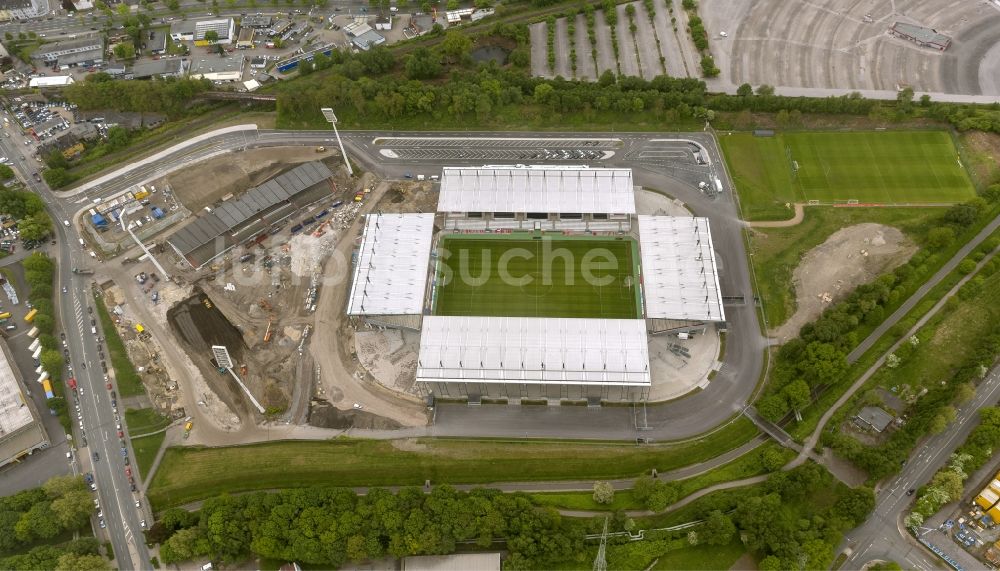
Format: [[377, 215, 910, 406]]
[[63, 74, 212, 118], [0, 476, 109, 570], [758, 197, 999, 423], [154, 486, 584, 569]]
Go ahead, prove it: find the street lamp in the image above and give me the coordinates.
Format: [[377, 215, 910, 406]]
[[320, 107, 353, 177]]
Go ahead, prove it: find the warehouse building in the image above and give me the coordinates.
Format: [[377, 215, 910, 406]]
[[0, 340, 49, 469], [889, 22, 951, 51], [167, 161, 334, 268], [30, 36, 103, 68]]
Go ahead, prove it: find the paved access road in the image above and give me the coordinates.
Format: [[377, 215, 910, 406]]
[[842, 364, 1000, 571], [0, 118, 149, 569]]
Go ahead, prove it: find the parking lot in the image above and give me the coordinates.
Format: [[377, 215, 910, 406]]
[[373, 136, 620, 161]]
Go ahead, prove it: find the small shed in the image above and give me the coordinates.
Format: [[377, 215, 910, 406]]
[[855, 406, 894, 432]]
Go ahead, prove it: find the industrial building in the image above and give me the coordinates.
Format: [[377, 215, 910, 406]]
[[167, 161, 334, 268], [344, 165, 727, 405], [889, 22, 951, 51], [189, 55, 245, 82], [0, 340, 49, 469], [127, 58, 188, 80], [30, 36, 103, 68], [236, 27, 255, 49], [343, 19, 386, 51], [171, 18, 236, 45], [241, 13, 273, 28]]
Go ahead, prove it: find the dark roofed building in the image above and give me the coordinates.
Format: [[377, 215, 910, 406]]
[[242, 14, 272, 28], [145, 29, 168, 54], [36, 122, 99, 159], [128, 58, 187, 79], [168, 161, 334, 267], [889, 22, 951, 51], [855, 406, 894, 433]]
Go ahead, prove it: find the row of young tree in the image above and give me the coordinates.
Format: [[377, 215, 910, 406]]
[[154, 486, 583, 569], [757, 196, 1000, 424], [0, 476, 109, 570]]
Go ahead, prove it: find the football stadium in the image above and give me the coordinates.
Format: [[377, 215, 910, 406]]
[[345, 165, 725, 405]]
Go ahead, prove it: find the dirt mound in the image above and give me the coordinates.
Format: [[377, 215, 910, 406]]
[[307, 399, 403, 430], [771, 223, 916, 343]]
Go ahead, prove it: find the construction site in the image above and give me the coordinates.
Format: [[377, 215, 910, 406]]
[[91, 146, 432, 440]]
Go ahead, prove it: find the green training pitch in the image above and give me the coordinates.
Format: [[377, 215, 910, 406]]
[[433, 235, 641, 319], [719, 131, 977, 220]]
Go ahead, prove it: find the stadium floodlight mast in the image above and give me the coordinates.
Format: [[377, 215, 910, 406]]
[[320, 107, 353, 177]]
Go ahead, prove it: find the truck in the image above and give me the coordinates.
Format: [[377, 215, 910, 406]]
[[417, 174, 425, 181], [0, 312, 10, 320], [67, 377, 77, 391], [72, 267, 94, 275], [27, 326, 39, 338], [42, 379, 54, 399], [31, 346, 41, 360], [28, 339, 40, 352], [135, 323, 145, 333], [714, 177, 724, 194], [24, 308, 37, 322]]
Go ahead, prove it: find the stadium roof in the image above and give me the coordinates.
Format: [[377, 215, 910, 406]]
[[638, 216, 725, 322], [0, 341, 34, 438], [417, 316, 650, 386], [346, 213, 435, 316], [437, 166, 636, 214], [168, 161, 332, 257]]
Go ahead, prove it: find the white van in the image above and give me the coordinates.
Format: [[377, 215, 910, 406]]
[[78, 238, 85, 246]]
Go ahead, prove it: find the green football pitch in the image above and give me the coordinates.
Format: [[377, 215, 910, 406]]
[[719, 131, 977, 220], [433, 235, 641, 319]]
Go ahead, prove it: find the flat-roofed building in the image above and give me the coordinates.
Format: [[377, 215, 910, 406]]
[[0, 340, 49, 468], [237, 26, 255, 49], [889, 22, 951, 51]]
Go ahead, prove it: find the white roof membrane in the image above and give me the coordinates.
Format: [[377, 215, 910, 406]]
[[638, 216, 725, 322], [417, 316, 650, 386], [346, 213, 435, 315], [437, 166, 636, 214]]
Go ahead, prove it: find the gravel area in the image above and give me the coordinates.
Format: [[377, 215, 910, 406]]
[[574, 13, 598, 80], [529, 21, 551, 78], [553, 17, 572, 78]]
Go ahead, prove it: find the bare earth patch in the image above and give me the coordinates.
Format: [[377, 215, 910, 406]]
[[771, 223, 916, 343], [165, 146, 339, 211]]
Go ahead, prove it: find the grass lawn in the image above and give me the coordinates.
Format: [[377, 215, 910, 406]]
[[131, 431, 165, 482], [93, 293, 145, 397], [749, 207, 940, 327], [124, 408, 171, 434], [868, 263, 1000, 395], [721, 131, 976, 220], [147, 417, 757, 509], [651, 541, 746, 570], [434, 235, 641, 319], [529, 442, 791, 512]]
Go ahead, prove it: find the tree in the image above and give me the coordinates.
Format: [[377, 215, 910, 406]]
[[757, 393, 788, 422], [55, 553, 111, 571], [0, 165, 14, 180], [113, 43, 135, 60], [18, 212, 53, 241], [40, 349, 63, 378], [43, 168, 75, 189], [50, 490, 94, 530], [736, 83, 753, 97], [405, 48, 442, 79], [437, 31, 473, 64], [166, 0, 180, 10], [782, 379, 811, 412], [700, 510, 736, 545], [756, 84, 775, 96], [42, 475, 83, 498], [955, 383, 976, 404], [15, 502, 61, 542], [929, 406, 957, 434], [204, 30, 220, 44], [592, 481, 614, 504], [926, 226, 955, 249], [929, 469, 963, 501], [760, 447, 787, 471], [700, 55, 719, 77]]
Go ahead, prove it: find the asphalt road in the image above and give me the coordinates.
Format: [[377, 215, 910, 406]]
[[842, 364, 1000, 571], [52, 126, 766, 442], [0, 120, 149, 569]]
